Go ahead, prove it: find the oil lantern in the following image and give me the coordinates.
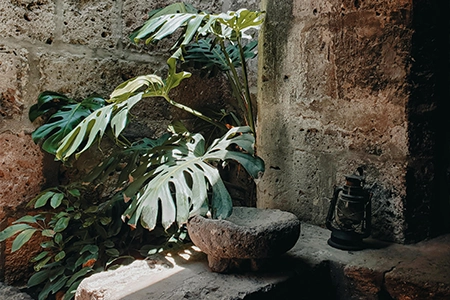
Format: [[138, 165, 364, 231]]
[[326, 168, 372, 250]]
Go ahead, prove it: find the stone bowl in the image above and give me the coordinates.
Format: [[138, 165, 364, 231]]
[[186, 207, 301, 273]]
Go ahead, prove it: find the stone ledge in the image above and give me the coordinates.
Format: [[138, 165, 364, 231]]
[[0, 282, 33, 300], [76, 224, 450, 300]]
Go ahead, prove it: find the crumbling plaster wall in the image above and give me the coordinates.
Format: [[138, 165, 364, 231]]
[[257, 0, 449, 244], [0, 0, 260, 284]]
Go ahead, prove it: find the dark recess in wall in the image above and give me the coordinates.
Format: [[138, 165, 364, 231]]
[[406, 0, 450, 242]]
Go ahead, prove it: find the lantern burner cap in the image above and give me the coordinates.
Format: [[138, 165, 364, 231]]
[[345, 169, 365, 186]]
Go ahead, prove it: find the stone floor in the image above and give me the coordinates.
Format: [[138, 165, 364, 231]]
[[75, 223, 450, 300]]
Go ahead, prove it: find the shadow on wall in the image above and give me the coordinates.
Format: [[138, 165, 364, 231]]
[[406, 0, 450, 242]]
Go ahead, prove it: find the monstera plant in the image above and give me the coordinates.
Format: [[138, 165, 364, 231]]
[[130, 2, 263, 134], [0, 3, 264, 300]]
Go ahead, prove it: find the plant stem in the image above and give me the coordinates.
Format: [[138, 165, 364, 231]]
[[161, 95, 227, 131], [220, 39, 255, 134], [237, 38, 255, 134]]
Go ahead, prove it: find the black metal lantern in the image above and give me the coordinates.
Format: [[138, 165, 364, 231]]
[[326, 168, 372, 250]]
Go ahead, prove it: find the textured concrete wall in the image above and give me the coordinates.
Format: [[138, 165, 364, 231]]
[[257, 0, 449, 243], [0, 0, 260, 284]]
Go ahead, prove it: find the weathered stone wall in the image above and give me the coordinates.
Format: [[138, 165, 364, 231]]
[[0, 0, 260, 284], [257, 0, 449, 243]]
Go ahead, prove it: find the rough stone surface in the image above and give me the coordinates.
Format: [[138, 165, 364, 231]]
[[76, 245, 294, 300], [0, 282, 33, 300], [0, 0, 55, 43], [0, 132, 45, 284], [187, 207, 301, 272], [0, 132, 44, 211], [37, 52, 164, 100], [62, 0, 120, 49], [0, 45, 32, 133], [1, 0, 252, 283], [76, 223, 450, 300], [257, 0, 449, 244]]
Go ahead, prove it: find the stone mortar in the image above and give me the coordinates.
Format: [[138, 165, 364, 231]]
[[187, 207, 301, 273]]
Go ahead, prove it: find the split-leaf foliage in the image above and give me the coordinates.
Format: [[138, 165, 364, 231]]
[[0, 3, 264, 300]]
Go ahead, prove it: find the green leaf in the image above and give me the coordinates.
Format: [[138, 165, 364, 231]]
[[49, 266, 65, 281], [63, 278, 83, 300], [0, 223, 34, 241], [105, 248, 120, 257], [12, 215, 39, 224], [54, 250, 66, 262], [184, 39, 258, 72], [50, 275, 68, 294], [50, 193, 64, 208], [66, 267, 92, 288], [204, 126, 265, 178], [80, 245, 99, 255], [38, 280, 53, 300], [40, 240, 55, 248], [122, 126, 264, 230], [42, 229, 55, 237], [54, 217, 70, 233], [55, 104, 114, 160], [216, 9, 264, 40], [34, 256, 52, 271], [99, 217, 111, 225], [82, 217, 95, 228], [55, 91, 151, 161], [27, 269, 50, 288], [31, 93, 105, 155], [34, 191, 56, 208], [110, 77, 161, 102], [29, 91, 73, 122], [84, 206, 98, 213], [103, 240, 115, 248], [132, 6, 263, 54], [11, 228, 37, 252], [68, 189, 81, 197], [54, 233, 63, 246], [31, 251, 49, 262]]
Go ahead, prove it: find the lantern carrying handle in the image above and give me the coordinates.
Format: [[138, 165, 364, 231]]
[[326, 186, 343, 231]]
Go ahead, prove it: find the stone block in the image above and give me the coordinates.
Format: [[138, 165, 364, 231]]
[[257, 0, 416, 243], [0, 45, 32, 131], [76, 243, 296, 300], [62, 0, 120, 49], [37, 52, 162, 100], [346, 266, 383, 295], [222, 0, 260, 11], [0, 0, 55, 44], [0, 132, 44, 210], [384, 234, 450, 299], [0, 132, 45, 283]]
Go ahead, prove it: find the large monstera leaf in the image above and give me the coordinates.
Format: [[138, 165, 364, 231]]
[[54, 63, 191, 161], [132, 3, 264, 59], [29, 92, 105, 155], [122, 126, 264, 231], [55, 93, 143, 161]]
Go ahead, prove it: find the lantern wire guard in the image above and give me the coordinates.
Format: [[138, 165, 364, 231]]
[[326, 168, 372, 251]]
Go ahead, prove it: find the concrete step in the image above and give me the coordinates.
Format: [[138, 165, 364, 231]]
[[76, 224, 450, 300]]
